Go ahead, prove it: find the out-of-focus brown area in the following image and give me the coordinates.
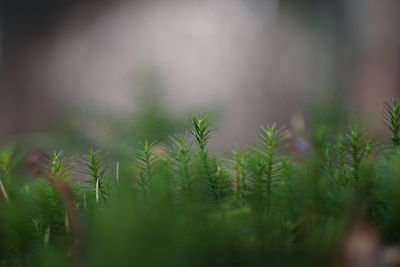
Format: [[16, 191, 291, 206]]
[[336, 222, 400, 267], [0, 0, 399, 147]]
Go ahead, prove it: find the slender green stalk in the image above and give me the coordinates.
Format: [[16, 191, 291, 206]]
[[83, 148, 106, 205], [232, 149, 247, 205], [0, 178, 10, 203], [170, 135, 193, 193], [384, 98, 400, 147], [190, 115, 213, 152], [48, 151, 67, 177], [246, 149, 266, 209], [345, 127, 374, 185], [348, 127, 362, 183], [190, 115, 219, 202], [259, 124, 286, 211], [44, 226, 50, 247], [0, 146, 13, 203], [214, 161, 230, 202], [116, 161, 120, 183], [95, 179, 100, 204], [136, 140, 155, 195]]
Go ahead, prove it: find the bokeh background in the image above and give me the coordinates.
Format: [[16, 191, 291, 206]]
[[0, 0, 399, 151]]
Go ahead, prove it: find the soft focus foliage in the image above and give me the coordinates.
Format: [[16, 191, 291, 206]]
[[1, 100, 400, 266]]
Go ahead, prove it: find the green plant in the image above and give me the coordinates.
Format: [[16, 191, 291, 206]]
[[0, 146, 18, 203], [231, 149, 247, 205], [190, 115, 220, 203], [135, 140, 155, 196], [170, 134, 193, 194], [345, 126, 374, 185], [2, 100, 400, 266], [190, 115, 213, 152], [47, 151, 69, 178], [384, 98, 400, 147], [259, 124, 287, 211], [81, 148, 107, 204]]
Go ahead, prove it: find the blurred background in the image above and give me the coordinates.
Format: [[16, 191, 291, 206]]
[[0, 0, 399, 151]]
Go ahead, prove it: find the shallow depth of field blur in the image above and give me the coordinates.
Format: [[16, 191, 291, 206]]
[[1, 0, 399, 150], [0, 1, 400, 266]]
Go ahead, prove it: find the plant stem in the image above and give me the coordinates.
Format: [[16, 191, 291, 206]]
[[96, 178, 100, 205], [116, 161, 119, 183], [0, 178, 10, 203]]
